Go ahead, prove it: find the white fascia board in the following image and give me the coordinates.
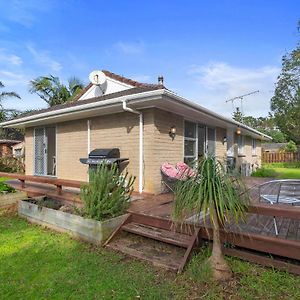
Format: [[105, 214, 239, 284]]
[[0, 89, 165, 128]]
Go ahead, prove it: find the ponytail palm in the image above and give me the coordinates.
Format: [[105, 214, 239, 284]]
[[173, 156, 249, 281]]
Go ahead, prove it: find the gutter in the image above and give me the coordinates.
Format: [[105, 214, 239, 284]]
[[122, 101, 143, 194]]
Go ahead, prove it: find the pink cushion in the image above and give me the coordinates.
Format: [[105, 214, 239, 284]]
[[176, 162, 196, 177], [161, 163, 180, 179]]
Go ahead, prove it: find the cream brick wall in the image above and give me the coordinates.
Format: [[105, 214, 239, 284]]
[[150, 109, 184, 193], [25, 127, 34, 175], [235, 135, 262, 170], [56, 120, 89, 181], [23, 108, 262, 194], [90, 110, 155, 192], [215, 127, 227, 161]]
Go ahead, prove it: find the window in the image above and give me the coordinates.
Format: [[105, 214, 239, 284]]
[[184, 121, 197, 164], [252, 138, 257, 155], [237, 135, 244, 155], [14, 148, 22, 157], [207, 127, 216, 156]]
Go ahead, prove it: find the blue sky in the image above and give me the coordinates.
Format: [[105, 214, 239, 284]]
[[0, 0, 299, 117]]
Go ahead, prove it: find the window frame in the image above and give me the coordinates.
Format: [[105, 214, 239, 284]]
[[184, 121, 197, 163]]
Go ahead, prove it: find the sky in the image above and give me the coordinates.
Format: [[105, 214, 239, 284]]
[[0, 0, 299, 118]]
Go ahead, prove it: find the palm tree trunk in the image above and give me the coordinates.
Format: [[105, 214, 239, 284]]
[[208, 207, 232, 281]]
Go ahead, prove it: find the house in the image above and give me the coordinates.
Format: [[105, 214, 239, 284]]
[[12, 141, 25, 162], [1, 70, 271, 194], [0, 139, 23, 158]]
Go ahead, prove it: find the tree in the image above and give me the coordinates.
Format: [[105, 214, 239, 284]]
[[232, 107, 244, 122], [284, 140, 298, 153], [29, 75, 84, 107], [271, 21, 300, 143], [242, 115, 287, 143], [0, 81, 21, 122], [0, 81, 23, 140], [172, 156, 249, 281]]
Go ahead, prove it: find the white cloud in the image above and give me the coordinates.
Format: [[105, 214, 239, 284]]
[[0, 49, 22, 65], [185, 62, 280, 117], [26, 43, 62, 72], [115, 41, 144, 54]]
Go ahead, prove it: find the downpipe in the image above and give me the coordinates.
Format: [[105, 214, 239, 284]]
[[122, 100, 143, 194]]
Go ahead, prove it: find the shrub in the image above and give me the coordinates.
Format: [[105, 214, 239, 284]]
[[251, 167, 277, 178], [0, 181, 15, 193], [80, 163, 135, 221], [284, 140, 298, 153], [0, 156, 25, 173]]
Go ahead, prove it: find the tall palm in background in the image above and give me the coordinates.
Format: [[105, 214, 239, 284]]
[[0, 81, 23, 139], [0, 81, 21, 122], [29, 75, 84, 107], [173, 156, 249, 281]]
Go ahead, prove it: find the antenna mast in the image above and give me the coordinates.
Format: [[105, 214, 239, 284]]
[[226, 90, 259, 121]]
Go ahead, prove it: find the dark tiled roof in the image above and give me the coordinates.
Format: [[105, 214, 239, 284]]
[[13, 85, 162, 121]]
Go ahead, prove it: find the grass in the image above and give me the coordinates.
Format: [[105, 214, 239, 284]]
[[252, 163, 300, 179], [1, 211, 300, 299]]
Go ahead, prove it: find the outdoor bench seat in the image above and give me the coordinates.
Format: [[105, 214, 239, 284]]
[[259, 179, 300, 235]]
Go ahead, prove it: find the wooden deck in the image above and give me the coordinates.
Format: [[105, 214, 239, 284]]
[[3, 173, 300, 273]]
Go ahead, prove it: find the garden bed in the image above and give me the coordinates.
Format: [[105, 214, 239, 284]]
[[18, 197, 128, 245]]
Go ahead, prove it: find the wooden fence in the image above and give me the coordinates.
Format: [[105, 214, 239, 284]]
[[262, 152, 300, 163]]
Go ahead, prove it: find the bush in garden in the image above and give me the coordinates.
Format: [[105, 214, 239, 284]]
[[0, 156, 25, 173], [80, 163, 135, 221]]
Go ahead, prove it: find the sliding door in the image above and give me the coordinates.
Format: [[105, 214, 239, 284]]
[[34, 127, 56, 176]]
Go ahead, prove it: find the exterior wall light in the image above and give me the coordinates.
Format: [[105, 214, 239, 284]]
[[223, 136, 227, 145], [236, 127, 241, 135], [169, 126, 176, 140]]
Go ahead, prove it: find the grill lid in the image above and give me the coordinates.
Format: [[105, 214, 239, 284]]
[[88, 148, 120, 159]]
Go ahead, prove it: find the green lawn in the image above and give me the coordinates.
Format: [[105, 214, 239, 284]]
[[272, 167, 300, 179], [253, 163, 300, 179], [267, 163, 300, 179], [1, 212, 300, 299]]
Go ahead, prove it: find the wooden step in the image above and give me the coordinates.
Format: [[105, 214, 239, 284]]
[[107, 232, 185, 271], [122, 222, 191, 248]]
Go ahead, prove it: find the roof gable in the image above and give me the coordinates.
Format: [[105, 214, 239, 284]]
[[76, 70, 163, 101]]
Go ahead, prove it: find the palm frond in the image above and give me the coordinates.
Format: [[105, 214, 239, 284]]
[[173, 156, 249, 228], [0, 92, 21, 100]]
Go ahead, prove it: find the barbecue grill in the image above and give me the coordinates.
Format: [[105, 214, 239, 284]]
[[80, 148, 129, 172]]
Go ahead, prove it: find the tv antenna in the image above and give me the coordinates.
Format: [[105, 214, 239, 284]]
[[226, 90, 259, 119]]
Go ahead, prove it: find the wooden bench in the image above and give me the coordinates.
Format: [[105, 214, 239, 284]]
[[0, 172, 86, 202]]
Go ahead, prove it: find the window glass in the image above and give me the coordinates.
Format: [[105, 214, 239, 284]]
[[184, 121, 196, 138], [184, 121, 197, 163], [237, 135, 244, 155], [184, 140, 196, 156], [252, 138, 256, 155], [207, 127, 216, 155]]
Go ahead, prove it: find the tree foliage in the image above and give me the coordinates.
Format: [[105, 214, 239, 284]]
[[242, 115, 287, 143], [0, 81, 23, 140], [29, 75, 84, 107], [271, 21, 300, 143]]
